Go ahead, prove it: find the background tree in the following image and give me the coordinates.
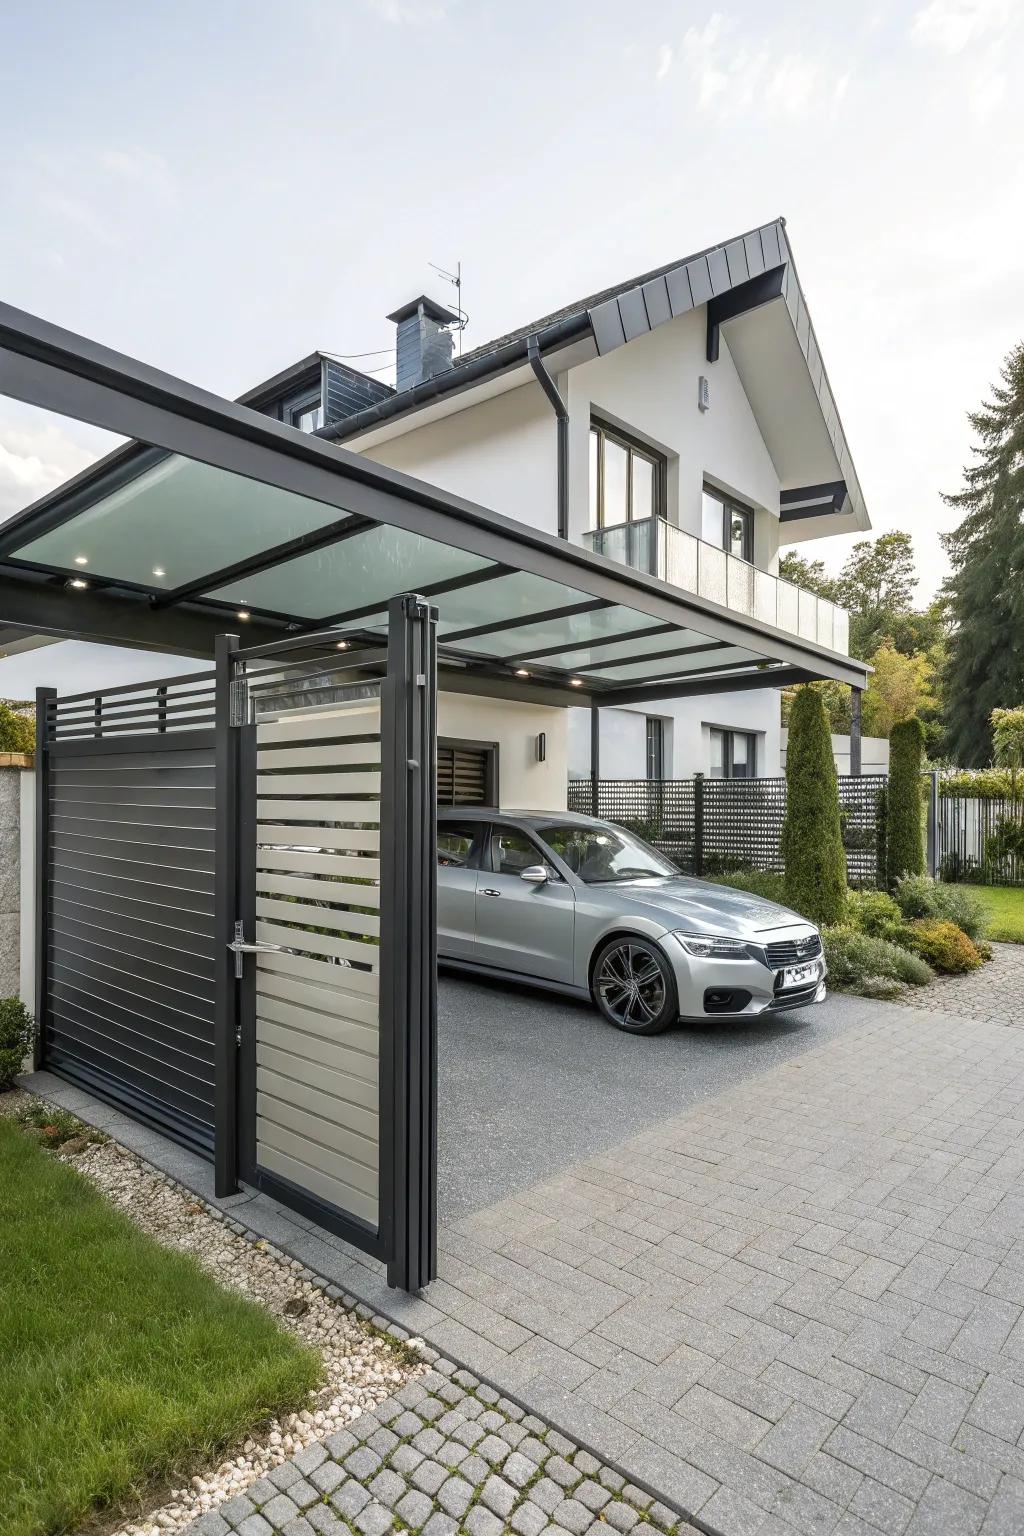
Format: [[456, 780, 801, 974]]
[[941, 341, 1024, 765], [862, 642, 935, 738], [832, 531, 918, 658], [991, 706, 1024, 807], [778, 552, 837, 602], [886, 717, 926, 885], [781, 686, 847, 925]]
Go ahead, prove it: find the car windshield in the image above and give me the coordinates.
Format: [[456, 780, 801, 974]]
[[535, 822, 677, 884]]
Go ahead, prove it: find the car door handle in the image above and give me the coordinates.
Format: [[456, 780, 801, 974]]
[[481, 888, 501, 897]]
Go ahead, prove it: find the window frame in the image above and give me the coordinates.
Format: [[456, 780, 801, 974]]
[[589, 418, 666, 530], [486, 824, 558, 877], [645, 716, 665, 781], [708, 727, 757, 779], [437, 820, 485, 871], [437, 737, 499, 807], [286, 389, 325, 434], [701, 482, 754, 563]]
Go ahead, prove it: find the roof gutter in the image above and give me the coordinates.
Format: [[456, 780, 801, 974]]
[[527, 335, 569, 541], [317, 310, 592, 446]]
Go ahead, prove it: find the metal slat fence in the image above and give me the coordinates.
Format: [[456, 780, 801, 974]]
[[937, 795, 1024, 887], [568, 774, 887, 886]]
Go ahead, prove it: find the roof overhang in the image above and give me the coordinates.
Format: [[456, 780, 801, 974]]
[[0, 299, 868, 703]]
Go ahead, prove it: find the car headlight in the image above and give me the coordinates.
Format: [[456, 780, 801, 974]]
[[676, 933, 751, 959]]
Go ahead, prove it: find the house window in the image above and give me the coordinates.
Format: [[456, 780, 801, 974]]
[[645, 717, 664, 780], [437, 739, 498, 806], [287, 393, 324, 433], [701, 485, 753, 562], [589, 420, 664, 529], [709, 728, 756, 779]]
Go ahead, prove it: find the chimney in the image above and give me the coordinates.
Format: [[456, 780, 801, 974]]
[[387, 295, 460, 392]]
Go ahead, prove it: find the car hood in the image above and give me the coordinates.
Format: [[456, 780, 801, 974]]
[[593, 875, 814, 938]]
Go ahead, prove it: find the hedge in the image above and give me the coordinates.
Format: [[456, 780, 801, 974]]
[[886, 717, 925, 886], [781, 687, 847, 926]]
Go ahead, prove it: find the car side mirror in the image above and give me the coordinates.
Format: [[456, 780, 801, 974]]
[[519, 864, 548, 884]]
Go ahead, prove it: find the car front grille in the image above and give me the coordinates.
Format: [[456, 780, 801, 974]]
[[764, 933, 822, 968]]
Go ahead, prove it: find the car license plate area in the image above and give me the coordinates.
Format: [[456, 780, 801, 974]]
[[778, 960, 820, 991]]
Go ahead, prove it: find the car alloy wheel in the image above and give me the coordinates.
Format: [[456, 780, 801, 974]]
[[593, 936, 676, 1035]]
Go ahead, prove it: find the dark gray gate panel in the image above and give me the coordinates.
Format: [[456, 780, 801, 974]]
[[39, 677, 217, 1156]]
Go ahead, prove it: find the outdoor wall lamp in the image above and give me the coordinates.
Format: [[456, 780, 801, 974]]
[[536, 731, 546, 763]]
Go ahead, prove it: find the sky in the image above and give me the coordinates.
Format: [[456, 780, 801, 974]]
[[1, 0, 1022, 694]]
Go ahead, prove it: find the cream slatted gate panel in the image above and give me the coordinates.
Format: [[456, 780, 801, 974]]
[[253, 697, 383, 1231]]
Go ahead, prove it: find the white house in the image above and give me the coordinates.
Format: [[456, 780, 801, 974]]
[[297, 218, 869, 787]]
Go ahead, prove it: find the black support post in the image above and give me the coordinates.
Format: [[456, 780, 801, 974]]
[[693, 771, 705, 877], [33, 688, 55, 1069], [213, 632, 241, 1198], [850, 687, 862, 777], [590, 701, 600, 817], [381, 593, 438, 1292]]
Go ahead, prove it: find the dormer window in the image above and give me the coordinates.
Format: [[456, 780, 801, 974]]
[[287, 392, 324, 434], [701, 484, 753, 562], [589, 420, 665, 529]]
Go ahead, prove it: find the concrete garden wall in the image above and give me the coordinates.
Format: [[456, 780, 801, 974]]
[[0, 755, 34, 1008]]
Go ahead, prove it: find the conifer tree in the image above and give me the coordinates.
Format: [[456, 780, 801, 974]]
[[782, 686, 847, 926]]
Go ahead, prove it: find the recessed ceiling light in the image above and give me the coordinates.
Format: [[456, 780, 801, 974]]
[[152, 567, 166, 579], [74, 555, 89, 566], [514, 667, 530, 678], [336, 640, 349, 650], [569, 678, 584, 687], [236, 609, 251, 621], [68, 577, 89, 590]]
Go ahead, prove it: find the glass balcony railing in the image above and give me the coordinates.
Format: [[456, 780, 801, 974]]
[[583, 515, 849, 656]]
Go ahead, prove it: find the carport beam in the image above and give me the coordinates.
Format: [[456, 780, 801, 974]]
[[213, 632, 241, 1198], [850, 687, 862, 776]]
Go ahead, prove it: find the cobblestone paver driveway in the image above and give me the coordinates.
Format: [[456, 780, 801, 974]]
[[902, 941, 1024, 1026]]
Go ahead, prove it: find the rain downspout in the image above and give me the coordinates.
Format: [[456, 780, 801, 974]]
[[527, 336, 569, 541]]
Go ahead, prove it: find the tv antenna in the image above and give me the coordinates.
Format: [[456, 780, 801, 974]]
[[428, 260, 468, 355]]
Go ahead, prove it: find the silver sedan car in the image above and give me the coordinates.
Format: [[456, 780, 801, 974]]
[[437, 808, 826, 1034]]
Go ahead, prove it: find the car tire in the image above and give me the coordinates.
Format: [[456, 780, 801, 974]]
[[591, 935, 678, 1035]]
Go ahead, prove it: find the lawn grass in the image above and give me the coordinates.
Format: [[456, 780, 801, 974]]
[[952, 884, 1024, 943], [0, 1120, 320, 1536]]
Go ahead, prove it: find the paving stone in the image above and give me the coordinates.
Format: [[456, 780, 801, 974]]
[[245, 1479, 278, 1507], [512, 1502, 551, 1536], [391, 1442, 425, 1475], [369, 1468, 407, 1508], [503, 1449, 541, 1489], [647, 1501, 678, 1532], [220, 1496, 258, 1527], [477, 1432, 511, 1466], [419, 1397, 447, 1424], [367, 1427, 400, 1460], [547, 1431, 576, 1457], [261, 1495, 300, 1528], [237, 1518, 273, 1536], [574, 1451, 600, 1477], [289, 1481, 320, 1511], [282, 1518, 315, 1536], [460, 1452, 489, 1485], [344, 1447, 383, 1482], [412, 1427, 445, 1457], [437, 1438, 469, 1469], [849, 1477, 916, 1535], [305, 1509, 346, 1536], [453, 1418, 486, 1448], [622, 1484, 652, 1511], [330, 1481, 372, 1519], [395, 1490, 434, 1530], [323, 1429, 357, 1461], [547, 1456, 582, 1490], [576, 1478, 612, 1512], [530, 1476, 565, 1514], [411, 1458, 448, 1496], [310, 1461, 346, 1497], [292, 1444, 329, 1476], [905, 1476, 987, 1535], [465, 1505, 506, 1536], [437, 1474, 475, 1519], [421, 1516, 458, 1536], [481, 1473, 518, 1518], [354, 1504, 394, 1536], [601, 1502, 641, 1532], [193, 1516, 231, 1536], [551, 1497, 592, 1534], [756, 1403, 835, 1477]]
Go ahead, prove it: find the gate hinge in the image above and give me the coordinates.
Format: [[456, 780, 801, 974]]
[[228, 677, 249, 727]]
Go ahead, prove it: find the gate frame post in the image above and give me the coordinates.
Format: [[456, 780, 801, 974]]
[[213, 632, 241, 1199], [927, 767, 940, 879], [33, 687, 56, 1070], [693, 771, 705, 877], [381, 593, 438, 1292]]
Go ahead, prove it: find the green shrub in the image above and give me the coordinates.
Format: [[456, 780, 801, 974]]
[[0, 701, 33, 755], [704, 868, 790, 905], [847, 889, 904, 941], [14, 1097, 105, 1148], [886, 718, 925, 885], [782, 687, 847, 927], [940, 769, 1017, 799], [902, 918, 983, 974], [0, 998, 34, 1091], [893, 874, 989, 940], [821, 926, 933, 993]]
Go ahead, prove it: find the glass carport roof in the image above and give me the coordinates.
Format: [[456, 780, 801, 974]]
[[0, 299, 868, 703]]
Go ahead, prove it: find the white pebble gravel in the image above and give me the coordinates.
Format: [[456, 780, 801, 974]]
[[3, 1094, 424, 1536]]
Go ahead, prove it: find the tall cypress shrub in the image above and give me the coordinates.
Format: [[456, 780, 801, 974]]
[[886, 717, 925, 885], [782, 687, 847, 926]]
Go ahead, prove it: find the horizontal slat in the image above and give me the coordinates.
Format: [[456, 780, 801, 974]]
[[256, 946, 379, 996], [257, 741, 381, 769], [51, 841, 215, 893], [46, 1022, 215, 1118], [51, 813, 214, 853], [255, 896, 380, 938], [49, 905, 215, 982], [256, 849, 380, 880], [51, 920, 215, 1003], [257, 1119, 377, 1201], [256, 984, 379, 1046], [258, 825, 380, 852], [48, 730, 215, 761], [256, 771, 381, 797], [50, 952, 214, 1031], [51, 797, 216, 830], [48, 988, 214, 1072], [257, 1037, 378, 1108], [256, 919, 379, 967], [50, 887, 215, 956], [50, 828, 215, 874], [47, 781, 215, 808], [257, 1142, 377, 1227], [256, 799, 380, 823], [257, 1088, 378, 1170], [51, 861, 214, 916], [255, 872, 380, 908], [49, 670, 215, 709], [256, 1066, 377, 1143], [255, 712, 380, 746]]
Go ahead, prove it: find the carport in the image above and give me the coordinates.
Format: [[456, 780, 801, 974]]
[[0, 300, 867, 1291]]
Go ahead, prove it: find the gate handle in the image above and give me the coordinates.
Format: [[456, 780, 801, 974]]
[[228, 921, 284, 978]]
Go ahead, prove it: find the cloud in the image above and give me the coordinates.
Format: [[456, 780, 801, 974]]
[[0, 419, 96, 525], [910, 0, 1012, 55], [675, 14, 845, 120], [656, 44, 674, 81]]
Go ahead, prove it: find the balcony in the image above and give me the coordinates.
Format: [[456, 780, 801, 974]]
[[583, 516, 849, 655]]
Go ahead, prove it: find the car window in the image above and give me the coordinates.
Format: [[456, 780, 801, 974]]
[[538, 822, 675, 882], [437, 822, 481, 870], [490, 828, 552, 877]]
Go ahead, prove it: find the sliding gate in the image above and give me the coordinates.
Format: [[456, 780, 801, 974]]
[[219, 596, 438, 1291], [37, 595, 439, 1291]]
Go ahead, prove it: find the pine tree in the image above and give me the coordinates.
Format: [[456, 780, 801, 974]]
[[941, 342, 1024, 765], [886, 717, 925, 885], [782, 686, 847, 926]]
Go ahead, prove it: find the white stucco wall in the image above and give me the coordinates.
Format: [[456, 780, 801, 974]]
[[568, 689, 783, 781], [361, 381, 558, 536], [781, 730, 890, 776], [438, 691, 567, 810]]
